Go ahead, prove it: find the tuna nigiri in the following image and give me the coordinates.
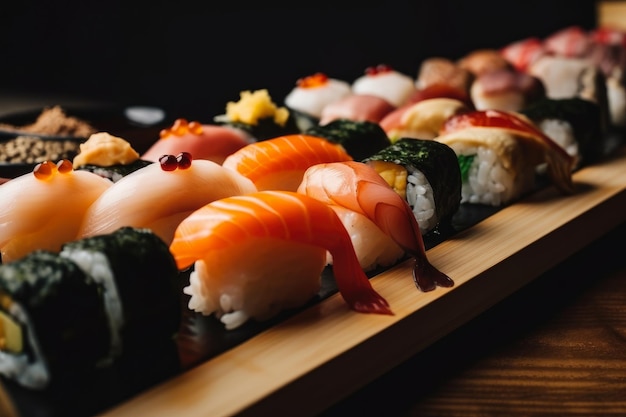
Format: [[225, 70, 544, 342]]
[[78, 153, 257, 246], [297, 161, 454, 292], [169, 190, 392, 329], [222, 134, 353, 191], [142, 118, 252, 165], [0, 160, 113, 263]]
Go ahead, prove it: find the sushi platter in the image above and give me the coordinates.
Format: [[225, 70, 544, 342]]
[[2, 17, 626, 417], [92, 144, 626, 417]]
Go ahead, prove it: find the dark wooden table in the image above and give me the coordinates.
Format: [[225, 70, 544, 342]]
[[320, 221, 626, 416]]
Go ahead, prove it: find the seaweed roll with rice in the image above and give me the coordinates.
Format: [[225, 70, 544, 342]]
[[362, 138, 462, 235], [0, 251, 111, 390], [0, 227, 182, 390]]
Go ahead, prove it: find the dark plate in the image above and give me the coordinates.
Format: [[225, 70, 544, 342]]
[[0, 105, 168, 179]]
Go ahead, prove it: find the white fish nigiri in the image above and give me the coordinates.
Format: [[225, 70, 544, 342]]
[[0, 160, 113, 263], [351, 64, 416, 108], [77, 153, 257, 245]]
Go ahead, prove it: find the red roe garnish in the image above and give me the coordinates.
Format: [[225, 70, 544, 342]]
[[159, 154, 179, 171], [365, 64, 393, 76], [56, 159, 73, 173], [176, 152, 193, 170], [159, 118, 204, 139], [159, 153, 193, 171], [188, 121, 203, 135], [296, 72, 329, 89], [33, 160, 55, 180]]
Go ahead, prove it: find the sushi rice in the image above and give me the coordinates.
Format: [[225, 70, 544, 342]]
[[0, 302, 48, 389], [405, 170, 437, 232], [457, 145, 531, 206]]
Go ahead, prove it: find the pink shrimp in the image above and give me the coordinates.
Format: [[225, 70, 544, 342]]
[[169, 190, 391, 329], [298, 160, 453, 292]]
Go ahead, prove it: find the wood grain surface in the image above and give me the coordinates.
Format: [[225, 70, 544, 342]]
[[322, 219, 626, 417], [94, 145, 626, 417]]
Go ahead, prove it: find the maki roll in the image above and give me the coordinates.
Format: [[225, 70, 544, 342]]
[[0, 227, 181, 391], [305, 119, 392, 161], [0, 251, 111, 389], [520, 97, 607, 168], [73, 132, 152, 182], [362, 138, 462, 235], [60, 227, 181, 362]]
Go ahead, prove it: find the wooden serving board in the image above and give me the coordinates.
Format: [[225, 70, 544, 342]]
[[94, 145, 626, 417]]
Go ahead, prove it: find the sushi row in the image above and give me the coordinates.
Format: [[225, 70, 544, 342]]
[[0, 23, 623, 393]]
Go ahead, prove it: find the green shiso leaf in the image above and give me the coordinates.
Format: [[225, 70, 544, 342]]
[[458, 154, 475, 183]]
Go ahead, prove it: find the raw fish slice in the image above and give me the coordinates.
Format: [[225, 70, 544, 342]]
[[415, 57, 474, 96], [380, 97, 471, 142], [298, 161, 453, 292], [326, 206, 404, 271], [0, 160, 113, 263], [78, 156, 257, 246], [500, 37, 547, 72], [470, 68, 546, 112], [440, 109, 576, 194], [142, 119, 251, 164], [318, 94, 395, 126], [222, 134, 353, 191], [170, 191, 392, 329], [457, 49, 513, 77], [352, 64, 416, 107]]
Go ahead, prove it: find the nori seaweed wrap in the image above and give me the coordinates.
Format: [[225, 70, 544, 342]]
[[520, 97, 607, 167], [0, 251, 110, 389], [362, 138, 462, 235], [305, 119, 392, 160], [59, 227, 181, 361], [75, 159, 153, 182]]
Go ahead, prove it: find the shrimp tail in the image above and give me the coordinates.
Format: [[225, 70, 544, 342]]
[[329, 249, 393, 315], [412, 258, 454, 292], [373, 198, 454, 292]]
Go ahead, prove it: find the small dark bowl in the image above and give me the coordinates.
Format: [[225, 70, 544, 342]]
[[0, 105, 168, 180], [0, 133, 85, 179]]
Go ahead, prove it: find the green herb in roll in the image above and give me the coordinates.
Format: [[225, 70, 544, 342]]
[[362, 138, 462, 235]]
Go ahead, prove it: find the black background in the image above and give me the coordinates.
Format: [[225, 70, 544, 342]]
[[0, 1, 598, 121]]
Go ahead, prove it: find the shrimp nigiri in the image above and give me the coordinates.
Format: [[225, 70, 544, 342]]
[[78, 152, 257, 246], [221, 134, 353, 191], [0, 160, 113, 263], [169, 190, 392, 330], [297, 161, 454, 292]]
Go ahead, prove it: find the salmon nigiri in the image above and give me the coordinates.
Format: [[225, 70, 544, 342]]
[[78, 152, 257, 246], [298, 161, 454, 292], [169, 190, 392, 329], [0, 160, 113, 263], [221, 134, 353, 191]]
